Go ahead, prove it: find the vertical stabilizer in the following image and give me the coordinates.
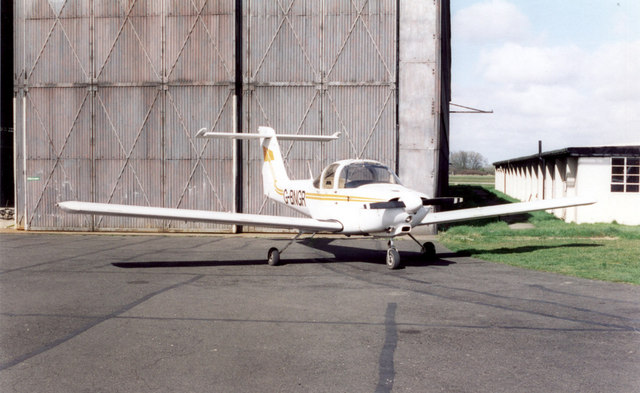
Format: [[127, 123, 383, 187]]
[[259, 126, 290, 198]]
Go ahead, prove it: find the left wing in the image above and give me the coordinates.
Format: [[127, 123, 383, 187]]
[[58, 201, 343, 233], [420, 197, 596, 226]]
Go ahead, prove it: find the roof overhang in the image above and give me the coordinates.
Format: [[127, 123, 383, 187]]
[[493, 146, 640, 167]]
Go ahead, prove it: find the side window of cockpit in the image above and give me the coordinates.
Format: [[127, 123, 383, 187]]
[[321, 164, 339, 189], [341, 164, 372, 188]]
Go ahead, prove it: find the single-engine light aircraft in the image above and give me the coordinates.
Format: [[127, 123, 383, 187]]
[[59, 127, 595, 269]]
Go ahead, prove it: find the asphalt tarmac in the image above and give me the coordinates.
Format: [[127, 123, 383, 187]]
[[1, 232, 639, 393]]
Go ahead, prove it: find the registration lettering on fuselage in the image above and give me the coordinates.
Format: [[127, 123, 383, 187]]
[[283, 189, 306, 206]]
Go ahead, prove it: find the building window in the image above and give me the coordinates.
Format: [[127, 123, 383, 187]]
[[611, 157, 639, 192]]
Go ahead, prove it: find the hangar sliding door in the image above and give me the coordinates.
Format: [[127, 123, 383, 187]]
[[15, 0, 236, 231], [243, 0, 397, 221]]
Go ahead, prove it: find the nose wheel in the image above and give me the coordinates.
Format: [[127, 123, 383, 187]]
[[386, 239, 401, 269]]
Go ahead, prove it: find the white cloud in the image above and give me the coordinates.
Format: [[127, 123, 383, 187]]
[[450, 1, 640, 163], [452, 40, 640, 163], [453, 0, 531, 43], [479, 43, 584, 86], [585, 41, 640, 102]]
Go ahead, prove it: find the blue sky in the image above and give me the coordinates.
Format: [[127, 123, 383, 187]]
[[449, 0, 640, 163]]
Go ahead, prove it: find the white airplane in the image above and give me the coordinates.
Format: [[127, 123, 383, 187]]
[[59, 126, 595, 269]]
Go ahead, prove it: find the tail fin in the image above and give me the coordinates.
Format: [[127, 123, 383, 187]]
[[258, 127, 289, 199]]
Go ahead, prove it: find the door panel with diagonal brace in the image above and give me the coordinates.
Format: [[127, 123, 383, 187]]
[[93, 86, 164, 229], [164, 1, 235, 231], [94, 0, 164, 230], [19, 0, 92, 229]]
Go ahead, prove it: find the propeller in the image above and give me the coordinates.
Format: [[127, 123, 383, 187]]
[[369, 200, 405, 209], [421, 197, 463, 206], [369, 194, 422, 215], [370, 197, 463, 210]]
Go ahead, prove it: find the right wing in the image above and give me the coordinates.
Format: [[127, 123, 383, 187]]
[[420, 197, 596, 226], [58, 201, 343, 233]]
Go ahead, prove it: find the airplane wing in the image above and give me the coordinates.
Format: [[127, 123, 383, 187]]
[[58, 201, 343, 233], [420, 197, 596, 226]]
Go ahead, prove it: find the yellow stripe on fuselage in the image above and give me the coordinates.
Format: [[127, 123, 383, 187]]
[[274, 186, 385, 204], [270, 177, 384, 203], [305, 193, 384, 203]]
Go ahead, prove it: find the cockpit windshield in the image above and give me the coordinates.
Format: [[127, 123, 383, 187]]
[[337, 162, 401, 188]]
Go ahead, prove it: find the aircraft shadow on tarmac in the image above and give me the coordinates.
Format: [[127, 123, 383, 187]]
[[111, 240, 602, 270], [111, 238, 456, 269], [453, 243, 602, 256]]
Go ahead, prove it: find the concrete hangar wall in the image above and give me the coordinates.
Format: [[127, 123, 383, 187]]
[[13, 0, 451, 231]]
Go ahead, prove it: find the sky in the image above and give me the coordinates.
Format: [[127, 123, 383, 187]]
[[449, 0, 640, 163]]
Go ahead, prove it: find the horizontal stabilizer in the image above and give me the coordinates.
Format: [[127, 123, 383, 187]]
[[58, 202, 343, 233], [197, 128, 340, 142], [420, 197, 596, 226]]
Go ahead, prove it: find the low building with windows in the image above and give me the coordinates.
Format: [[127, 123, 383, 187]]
[[493, 146, 640, 225]]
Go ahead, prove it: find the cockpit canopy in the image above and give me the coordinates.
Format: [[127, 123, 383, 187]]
[[313, 160, 401, 189]]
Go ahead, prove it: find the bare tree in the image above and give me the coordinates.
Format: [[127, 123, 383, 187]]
[[450, 150, 488, 171]]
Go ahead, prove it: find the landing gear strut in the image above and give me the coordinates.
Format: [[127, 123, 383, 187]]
[[386, 239, 401, 270], [266, 232, 314, 266]]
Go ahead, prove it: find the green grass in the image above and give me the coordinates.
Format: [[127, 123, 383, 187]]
[[438, 186, 640, 285], [449, 175, 495, 185]]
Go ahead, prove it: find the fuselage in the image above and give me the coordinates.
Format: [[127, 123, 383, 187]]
[[269, 160, 431, 236]]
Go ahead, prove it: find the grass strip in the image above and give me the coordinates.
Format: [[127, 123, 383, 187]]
[[438, 186, 640, 285]]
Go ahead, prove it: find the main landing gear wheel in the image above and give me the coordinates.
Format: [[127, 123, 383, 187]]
[[267, 247, 281, 266], [408, 234, 437, 262], [421, 241, 437, 260], [266, 231, 308, 266], [386, 248, 401, 270]]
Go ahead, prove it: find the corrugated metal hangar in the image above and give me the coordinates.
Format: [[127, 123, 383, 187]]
[[11, 0, 451, 231]]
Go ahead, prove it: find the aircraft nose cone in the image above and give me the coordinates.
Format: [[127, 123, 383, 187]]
[[401, 192, 422, 214]]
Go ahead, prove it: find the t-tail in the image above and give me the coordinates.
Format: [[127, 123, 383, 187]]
[[196, 126, 340, 200]]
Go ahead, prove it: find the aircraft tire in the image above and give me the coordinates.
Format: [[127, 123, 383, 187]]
[[422, 242, 436, 260], [386, 248, 401, 270], [267, 247, 281, 266]]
